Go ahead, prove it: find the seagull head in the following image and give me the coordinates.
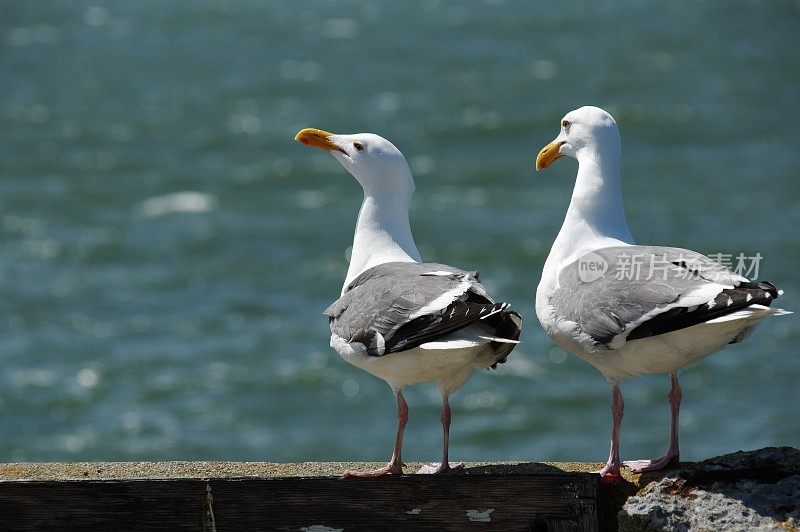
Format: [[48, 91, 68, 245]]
[[295, 128, 414, 197], [536, 106, 620, 170]]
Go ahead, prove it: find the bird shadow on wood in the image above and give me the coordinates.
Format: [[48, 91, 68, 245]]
[[461, 462, 577, 475]]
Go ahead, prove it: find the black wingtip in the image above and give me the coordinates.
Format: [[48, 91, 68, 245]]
[[756, 281, 781, 298], [626, 279, 784, 342], [486, 306, 523, 369]]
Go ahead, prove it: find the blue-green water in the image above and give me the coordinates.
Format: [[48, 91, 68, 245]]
[[1, 1, 798, 464]]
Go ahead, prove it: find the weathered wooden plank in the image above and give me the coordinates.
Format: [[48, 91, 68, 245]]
[[209, 475, 600, 531], [0, 480, 206, 531], [0, 473, 601, 531]]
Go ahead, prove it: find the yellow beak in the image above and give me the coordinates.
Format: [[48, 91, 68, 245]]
[[535, 140, 565, 170], [294, 128, 343, 153]]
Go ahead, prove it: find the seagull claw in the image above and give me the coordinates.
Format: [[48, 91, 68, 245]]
[[417, 462, 464, 475], [344, 461, 404, 477], [594, 463, 623, 482], [624, 452, 679, 473]]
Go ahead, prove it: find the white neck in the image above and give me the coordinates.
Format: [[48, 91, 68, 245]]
[[343, 189, 421, 292], [543, 145, 634, 282]]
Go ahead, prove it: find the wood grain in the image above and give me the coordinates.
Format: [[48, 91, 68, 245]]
[[0, 473, 601, 531]]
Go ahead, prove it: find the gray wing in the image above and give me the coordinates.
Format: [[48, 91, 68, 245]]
[[552, 246, 780, 349], [325, 262, 521, 361]]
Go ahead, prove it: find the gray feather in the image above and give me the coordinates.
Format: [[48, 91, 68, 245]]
[[551, 246, 749, 347], [325, 262, 519, 358]]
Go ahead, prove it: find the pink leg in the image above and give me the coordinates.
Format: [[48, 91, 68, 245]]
[[595, 382, 624, 481], [345, 389, 408, 477], [418, 395, 464, 475], [624, 372, 682, 472]]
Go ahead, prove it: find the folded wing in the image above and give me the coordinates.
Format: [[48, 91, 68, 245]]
[[325, 262, 522, 365], [551, 246, 783, 351]]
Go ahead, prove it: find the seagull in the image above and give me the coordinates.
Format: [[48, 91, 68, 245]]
[[295, 128, 522, 476], [533, 106, 789, 480]]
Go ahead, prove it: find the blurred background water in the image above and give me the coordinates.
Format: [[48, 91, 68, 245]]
[[1, 0, 798, 464]]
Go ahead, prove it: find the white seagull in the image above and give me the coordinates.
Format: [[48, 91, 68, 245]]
[[295, 128, 522, 476], [534, 106, 789, 480]]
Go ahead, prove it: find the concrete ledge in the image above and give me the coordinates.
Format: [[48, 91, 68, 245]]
[[0, 460, 610, 480]]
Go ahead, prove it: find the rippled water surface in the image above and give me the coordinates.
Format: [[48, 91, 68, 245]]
[[1, 1, 798, 463]]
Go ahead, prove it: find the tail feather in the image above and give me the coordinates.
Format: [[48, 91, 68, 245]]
[[486, 310, 523, 368]]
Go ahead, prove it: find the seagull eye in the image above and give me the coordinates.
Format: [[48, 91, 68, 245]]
[[562, 120, 570, 128], [353, 141, 364, 151]]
